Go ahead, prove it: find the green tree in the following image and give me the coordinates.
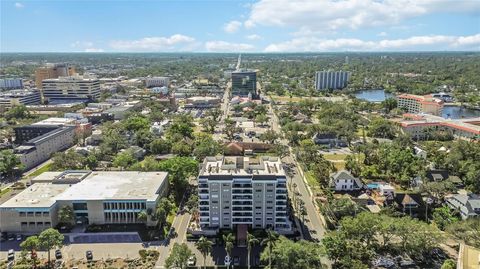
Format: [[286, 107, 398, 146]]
[[0, 149, 24, 177], [382, 97, 397, 114], [20, 235, 40, 268], [261, 230, 279, 269], [165, 243, 193, 269], [113, 150, 137, 169], [193, 134, 222, 160], [446, 219, 480, 248], [261, 236, 324, 269], [171, 141, 193, 156], [268, 144, 289, 159], [38, 228, 64, 268], [195, 236, 213, 269], [247, 232, 259, 269], [5, 104, 31, 120], [432, 206, 459, 230], [224, 117, 240, 140], [259, 129, 280, 144], [441, 259, 456, 269], [255, 114, 268, 127], [57, 205, 75, 226], [122, 115, 150, 132], [150, 138, 172, 154], [157, 157, 198, 201], [51, 150, 86, 170], [367, 117, 397, 139]]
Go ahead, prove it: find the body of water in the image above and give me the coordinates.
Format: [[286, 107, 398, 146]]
[[354, 89, 394, 102], [442, 105, 480, 119], [354, 89, 480, 119]]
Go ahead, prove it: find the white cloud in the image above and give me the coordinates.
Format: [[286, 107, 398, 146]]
[[84, 48, 104, 52], [205, 41, 255, 52], [110, 34, 195, 51], [223, 20, 242, 33], [71, 41, 94, 48], [246, 0, 480, 33], [14, 2, 24, 8], [378, 32, 388, 37], [246, 34, 262, 40], [264, 34, 480, 52]]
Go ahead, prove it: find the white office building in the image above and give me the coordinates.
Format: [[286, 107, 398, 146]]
[[42, 75, 101, 103], [315, 71, 349, 90], [197, 156, 291, 234], [0, 171, 169, 233], [146, 77, 169, 88], [0, 89, 41, 108]]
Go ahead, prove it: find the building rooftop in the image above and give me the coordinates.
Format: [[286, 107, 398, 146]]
[[32, 117, 77, 126], [394, 113, 480, 135], [55, 171, 168, 202], [200, 156, 285, 177], [0, 183, 71, 208]]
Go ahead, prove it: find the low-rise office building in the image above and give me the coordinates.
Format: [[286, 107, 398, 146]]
[[0, 89, 41, 108], [197, 156, 291, 234], [0, 171, 169, 233], [42, 75, 101, 104], [15, 125, 76, 170], [396, 94, 444, 116], [146, 77, 169, 88]]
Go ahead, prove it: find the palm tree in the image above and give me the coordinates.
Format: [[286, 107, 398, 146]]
[[261, 229, 279, 269], [247, 232, 259, 269], [223, 233, 235, 268], [195, 236, 213, 269]]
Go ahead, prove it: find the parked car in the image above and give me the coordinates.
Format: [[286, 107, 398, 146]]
[[16, 234, 22, 241], [187, 255, 196, 266], [8, 234, 15, 241], [55, 249, 62, 260], [233, 256, 240, 266], [7, 249, 15, 261], [86, 250, 93, 261]]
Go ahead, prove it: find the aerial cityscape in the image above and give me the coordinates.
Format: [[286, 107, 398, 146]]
[[1, 0, 479, 269]]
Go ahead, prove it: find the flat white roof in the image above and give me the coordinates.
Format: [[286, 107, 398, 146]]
[[1, 183, 70, 208], [55, 171, 168, 202]]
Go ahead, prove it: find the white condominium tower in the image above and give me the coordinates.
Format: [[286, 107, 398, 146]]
[[315, 70, 349, 90], [198, 156, 291, 234]]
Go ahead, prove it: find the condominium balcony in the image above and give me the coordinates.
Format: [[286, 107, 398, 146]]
[[200, 212, 209, 217], [232, 212, 253, 217], [199, 201, 209, 206], [232, 183, 252, 188], [276, 207, 287, 211], [232, 206, 253, 211], [276, 189, 287, 194], [276, 195, 287, 200], [199, 207, 209, 211], [232, 190, 252, 194], [199, 189, 209, 194], [232, 218, 253, 223], [198, 184, 208, 189], [232, 195, 253, 200], [232, 201, 252, 205]]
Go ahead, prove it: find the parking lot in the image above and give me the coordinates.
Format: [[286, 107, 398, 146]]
[[69, 232, 142, 244]]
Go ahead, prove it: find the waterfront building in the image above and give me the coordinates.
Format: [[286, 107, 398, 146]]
[[396, 94, 444, 116]]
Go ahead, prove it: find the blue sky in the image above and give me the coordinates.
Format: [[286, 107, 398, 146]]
[[1, 0, 479, 52]]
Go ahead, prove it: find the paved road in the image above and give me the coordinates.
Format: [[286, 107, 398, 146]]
[[155, 212, 191, 268], [266, 95, 326, 241]]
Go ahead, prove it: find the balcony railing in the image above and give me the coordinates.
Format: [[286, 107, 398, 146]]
[[232, 201, 252, 205], [232, 184, 252, 188], [232, 206, 253, 211], [232, 195, 253, 200], [232, 190, 252, 194]]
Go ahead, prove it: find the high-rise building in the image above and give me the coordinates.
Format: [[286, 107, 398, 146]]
[[35, 64, 76, 89], [231, 69, 257, 97], [42, 75, 100, 104], [197, 156, 291, 234], [0, 78, 23, 90], [145, 77, 169, 88], [314, 70, 349, 90], [396, 94, 444, 116], [0, 89, 41, 108]]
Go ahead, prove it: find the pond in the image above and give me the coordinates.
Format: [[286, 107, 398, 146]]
[[354, 89, 394, 102]]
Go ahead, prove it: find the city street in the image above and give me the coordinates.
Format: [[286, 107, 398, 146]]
[[155, 212, 191, 268]]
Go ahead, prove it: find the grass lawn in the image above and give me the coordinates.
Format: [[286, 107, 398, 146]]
[[305, 171, 320, 189], [25, 162, 53, 179], [323, 153, 349, 161], [0, 187, 11, 198], [333, 162, 346, 171]]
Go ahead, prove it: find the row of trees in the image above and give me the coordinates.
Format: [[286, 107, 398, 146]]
[[323, 212, 443, 268], [19, 228, 64, 268]]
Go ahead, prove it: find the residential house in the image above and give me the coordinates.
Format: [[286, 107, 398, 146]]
[[446, 194, 480, 220], [329, 170, 363, 192], [386, 193, 425, 218]]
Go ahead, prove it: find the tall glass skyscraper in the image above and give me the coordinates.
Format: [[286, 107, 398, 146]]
[[231, 69, 257, 97]]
